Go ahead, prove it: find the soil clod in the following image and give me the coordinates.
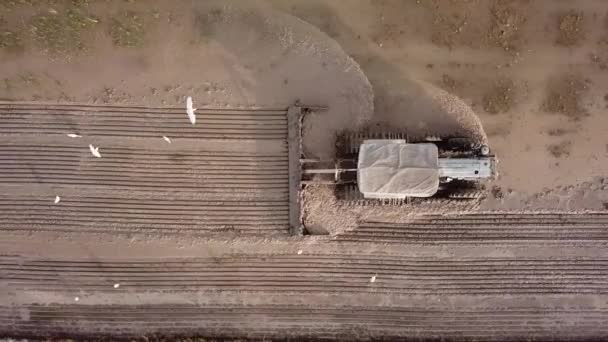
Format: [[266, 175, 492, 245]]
[[557, 11, 585, 46], [543, 75, 588, 120], [482, 79, 515, 114], [547, 141, 572, 158]]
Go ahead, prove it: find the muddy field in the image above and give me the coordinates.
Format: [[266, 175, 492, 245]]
[[0, 0, 607, 341]]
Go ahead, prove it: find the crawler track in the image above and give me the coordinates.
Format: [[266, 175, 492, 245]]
[[0, 102, 291, 235], [3, 254, 608, 295], [336, 213, 608, 244]]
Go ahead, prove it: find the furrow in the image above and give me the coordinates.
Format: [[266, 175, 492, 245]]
[[0, 104, 289, 139], [1, 304, 607, 340], [0, 103, 288, 113], [3, 256, 608, 295], [0, 171, 288, 181], [0, 114, 287, 121], [0, 217, 288, 226], [0, 152, 288, 161], [0, 164, 288, 172], [0, 126, 287, 134], [0, 145, 288, 155], [0, 178, 288, 188], [0, 205, 289, 213], [0, 227, 287, 234], [340, 214, 608, 243], [0, 199, 287, 208]]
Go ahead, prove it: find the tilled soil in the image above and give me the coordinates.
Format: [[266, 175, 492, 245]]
[[3, 222, 608, 340], [0, 102, 291, 236]]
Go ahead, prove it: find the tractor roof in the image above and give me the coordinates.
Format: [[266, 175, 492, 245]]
[[357, 140, 439, 199]]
